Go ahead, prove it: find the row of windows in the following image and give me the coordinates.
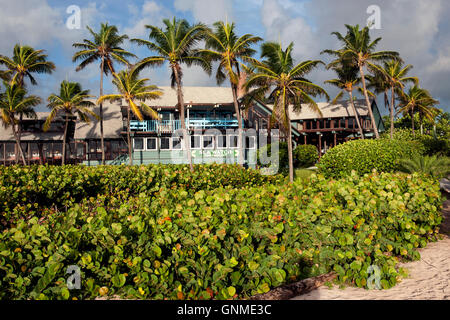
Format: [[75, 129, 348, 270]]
[[134, 135, 256, 151]]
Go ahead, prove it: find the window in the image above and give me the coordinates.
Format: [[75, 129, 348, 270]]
[[245, 136, 256, 149], [134, 138, 144, 151], [160, 137, 170, 150], [172, 137, 182, 150], [229, 135, 238, 148], [147, 138, 157, 150], [217, 135, 227, 149], [203, 136, 214, 149], [190, 135, 201, 149]]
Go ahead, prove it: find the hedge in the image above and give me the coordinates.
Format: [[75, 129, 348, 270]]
[[317, 139, 425, 178], [0, 170, 442, 300], [0, 164, 284, 226], [258, 143, 318, 171]]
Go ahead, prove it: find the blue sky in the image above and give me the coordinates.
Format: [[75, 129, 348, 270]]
[[1, 0, 449, 114]]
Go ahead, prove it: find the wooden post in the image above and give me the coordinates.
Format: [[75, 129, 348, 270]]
[[304, 134, 307, 145], [334, 133, 337, 147], [318, 134, 322, 159]]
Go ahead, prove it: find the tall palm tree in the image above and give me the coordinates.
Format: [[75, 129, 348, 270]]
[[0, 81, 41, 165], [0, 44, 55, 153], [245, 42, 329, 182], [131, 17, 211, 172], [43, 81, 97, 165], [324, 64, 365, 139], [0, 44, 55, 87], [73, 23, 136, 165], [370, 60, 418, 139], [97, 67, 162, 165], [199, 21, 262, 166], [323, 24, 401, 138], [397, 85, 439, 137]]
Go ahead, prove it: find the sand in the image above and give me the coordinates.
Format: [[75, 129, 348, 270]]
[[293, 195, 450, 300]]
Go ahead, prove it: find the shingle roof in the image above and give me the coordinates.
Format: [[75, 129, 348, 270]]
[[264, 99, 371, 121], [145, 86, 234, 107]]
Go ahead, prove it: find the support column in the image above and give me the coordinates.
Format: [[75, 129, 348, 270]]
[[304, 134, 307, 145], [318, 133, 322, 160], [334, 132, 337, 147]]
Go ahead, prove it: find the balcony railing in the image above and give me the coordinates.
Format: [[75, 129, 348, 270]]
[[129, 119, 239, 133]]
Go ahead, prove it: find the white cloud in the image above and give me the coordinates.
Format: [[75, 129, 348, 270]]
[[174, 0, 233, 24]]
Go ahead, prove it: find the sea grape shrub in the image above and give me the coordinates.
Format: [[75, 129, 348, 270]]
[[293, 144, 319, 168], [0, 171, 442, 300], [317, 139, 424, 178], [0, 164, 285, 225]]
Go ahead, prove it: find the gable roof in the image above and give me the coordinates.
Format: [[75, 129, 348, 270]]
[[144, 86, 234, 107], [263, 99, 372, 121]]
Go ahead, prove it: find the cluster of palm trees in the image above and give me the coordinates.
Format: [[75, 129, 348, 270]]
[[0, 19, 440, 182]]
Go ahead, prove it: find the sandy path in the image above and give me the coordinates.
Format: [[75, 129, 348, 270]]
[[293, 195, 450, 300]]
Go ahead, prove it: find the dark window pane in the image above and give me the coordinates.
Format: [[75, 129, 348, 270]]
[[160, 137, 170, 150], [172, 137, 182, 150], [203, 136, 213, 149], [229, 135, 238, 148], [190, 136, 201, 149], [217, 136, 227, 148], [147, 138, 157, 150], [134, 138, 144, 150]]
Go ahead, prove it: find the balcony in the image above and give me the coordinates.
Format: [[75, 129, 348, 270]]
[[129, 119, 240, 133]]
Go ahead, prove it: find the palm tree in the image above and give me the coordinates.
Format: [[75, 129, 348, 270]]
[[0, 44, 55, 87], [397, 85, 439, 137], [324, 64, 365, 139], [245, 42, 329, 182], [199, 21, 262, 166], [131, 17, 211, 172], [73, 23, 136, 165], [323, 24, 401, 138], [370, 60, 418, 139], [0, 44, 55, 153], [97, 67, 162, 165], [0, 81, 41, 165], [399, 155, 450, 179], [44, 81, 97, 165]]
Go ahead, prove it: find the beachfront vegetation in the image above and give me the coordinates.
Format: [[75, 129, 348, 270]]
[[0, 17, 449, 301], [0, 166, 442, 299], [317, 138, 424, 178]]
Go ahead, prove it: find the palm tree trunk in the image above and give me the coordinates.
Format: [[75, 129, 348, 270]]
[[286, 113, 294, 183], [173, 64, 193, 172], [359, 65, 380, 139], [127, 106, 133, 166], [12, 123, 27, 165], [62, 114, 68, 166], [99, 57, 106, 165], [411, 108, 415, 137], [348, 90, 364, 139], [390, 86, 395, 139], [231, 82, 244, 166]]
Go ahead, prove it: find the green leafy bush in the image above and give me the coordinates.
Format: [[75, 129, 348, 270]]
[[317, 139, 425, 178], [257, 141, 289, 172], [381, 128, 450, 157], [0, 170, 442, 300], [0, 164, 284, 226], [293, 145, 318, 168]]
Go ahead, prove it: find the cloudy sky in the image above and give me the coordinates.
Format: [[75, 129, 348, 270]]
[[1, 0, 449, 113]]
